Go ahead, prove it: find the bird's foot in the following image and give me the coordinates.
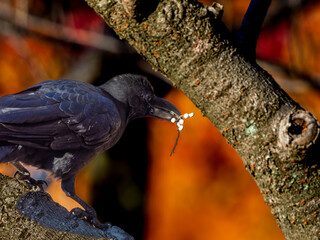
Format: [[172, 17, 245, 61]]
[[70, 207, 111, 229], [13, 171, 47, 191]]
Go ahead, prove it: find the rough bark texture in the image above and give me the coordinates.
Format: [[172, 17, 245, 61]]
[[0, 174, 98, 240], [84, 0, 320, 239], [0, 173, 134, 240]]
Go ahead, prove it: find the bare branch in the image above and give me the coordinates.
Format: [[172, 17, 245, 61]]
[[238, 0, 272, 61], [0, 1, 130, 54]]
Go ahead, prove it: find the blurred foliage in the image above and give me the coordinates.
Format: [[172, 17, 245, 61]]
[[0, 36, 72, 96], [0, 0, 320, 240], [258, 1, 320, 81]]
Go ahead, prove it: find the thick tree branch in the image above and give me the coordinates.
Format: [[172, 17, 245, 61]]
[[0, 173, 133, 240], [84, 0, 320, 239]]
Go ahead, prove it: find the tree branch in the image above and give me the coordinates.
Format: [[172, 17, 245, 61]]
[[0, 1, 129, 54], [84, 0, 320, 239], [238, 0, 272, 61], [0, 173, 134, 240]]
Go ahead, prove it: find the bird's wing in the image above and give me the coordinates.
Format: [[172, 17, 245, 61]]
[[0, 80, 121, 150]]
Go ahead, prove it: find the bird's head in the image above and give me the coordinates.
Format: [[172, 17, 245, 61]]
[[100, 74, 181, 122]]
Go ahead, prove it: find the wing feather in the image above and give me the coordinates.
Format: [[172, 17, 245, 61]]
[[0, 80, 121, 150]]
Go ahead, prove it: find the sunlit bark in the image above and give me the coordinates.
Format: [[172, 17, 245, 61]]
[[84, 0, 320, 239]]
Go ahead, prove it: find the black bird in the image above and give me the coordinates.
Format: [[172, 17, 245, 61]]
[[0, 74, 181, 226]]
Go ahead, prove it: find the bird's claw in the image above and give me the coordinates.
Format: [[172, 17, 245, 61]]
[[13, 170, 30, 179], [70, 207, 111, 229], [30, 179, 47, 191], [13, 171, 47, 191], [70, 207, 91, 220]]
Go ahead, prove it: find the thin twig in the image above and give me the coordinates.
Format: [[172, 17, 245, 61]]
[[0, 1, 131, 54], [170, 130, 180, 156], [238, 0, 272, 61]]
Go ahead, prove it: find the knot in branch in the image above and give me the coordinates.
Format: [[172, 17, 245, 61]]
[[279, 110, 320, 149]]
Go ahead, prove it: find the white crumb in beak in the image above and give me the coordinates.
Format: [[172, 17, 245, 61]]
[[170, 112, 194, 155], [183, 112, 194, 119], [171, 112, 194, 132]]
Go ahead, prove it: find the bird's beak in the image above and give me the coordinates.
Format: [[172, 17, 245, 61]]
[[148, 96, 181, 121]]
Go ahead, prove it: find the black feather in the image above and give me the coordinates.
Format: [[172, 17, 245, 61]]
[[0, 74, 182, 227]]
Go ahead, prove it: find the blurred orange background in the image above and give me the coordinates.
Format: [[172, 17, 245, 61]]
[[1, 0, 320, 239]]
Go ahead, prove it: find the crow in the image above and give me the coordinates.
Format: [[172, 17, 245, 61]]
[[0, 74, 182, 227]]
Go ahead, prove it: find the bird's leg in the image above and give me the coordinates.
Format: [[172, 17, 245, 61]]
[[12, 161, 47, 191], [61, 176, 109, 229]]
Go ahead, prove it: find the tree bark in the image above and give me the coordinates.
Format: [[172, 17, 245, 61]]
[[0, 174, 97, 240], [0, 173, 133, 240], [84, 0, 320, 239]]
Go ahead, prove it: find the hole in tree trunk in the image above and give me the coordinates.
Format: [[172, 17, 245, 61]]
[[288, 118, 307, 135]]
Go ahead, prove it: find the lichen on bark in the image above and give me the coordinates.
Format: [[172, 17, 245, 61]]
[[85, 0, 320, 239]]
